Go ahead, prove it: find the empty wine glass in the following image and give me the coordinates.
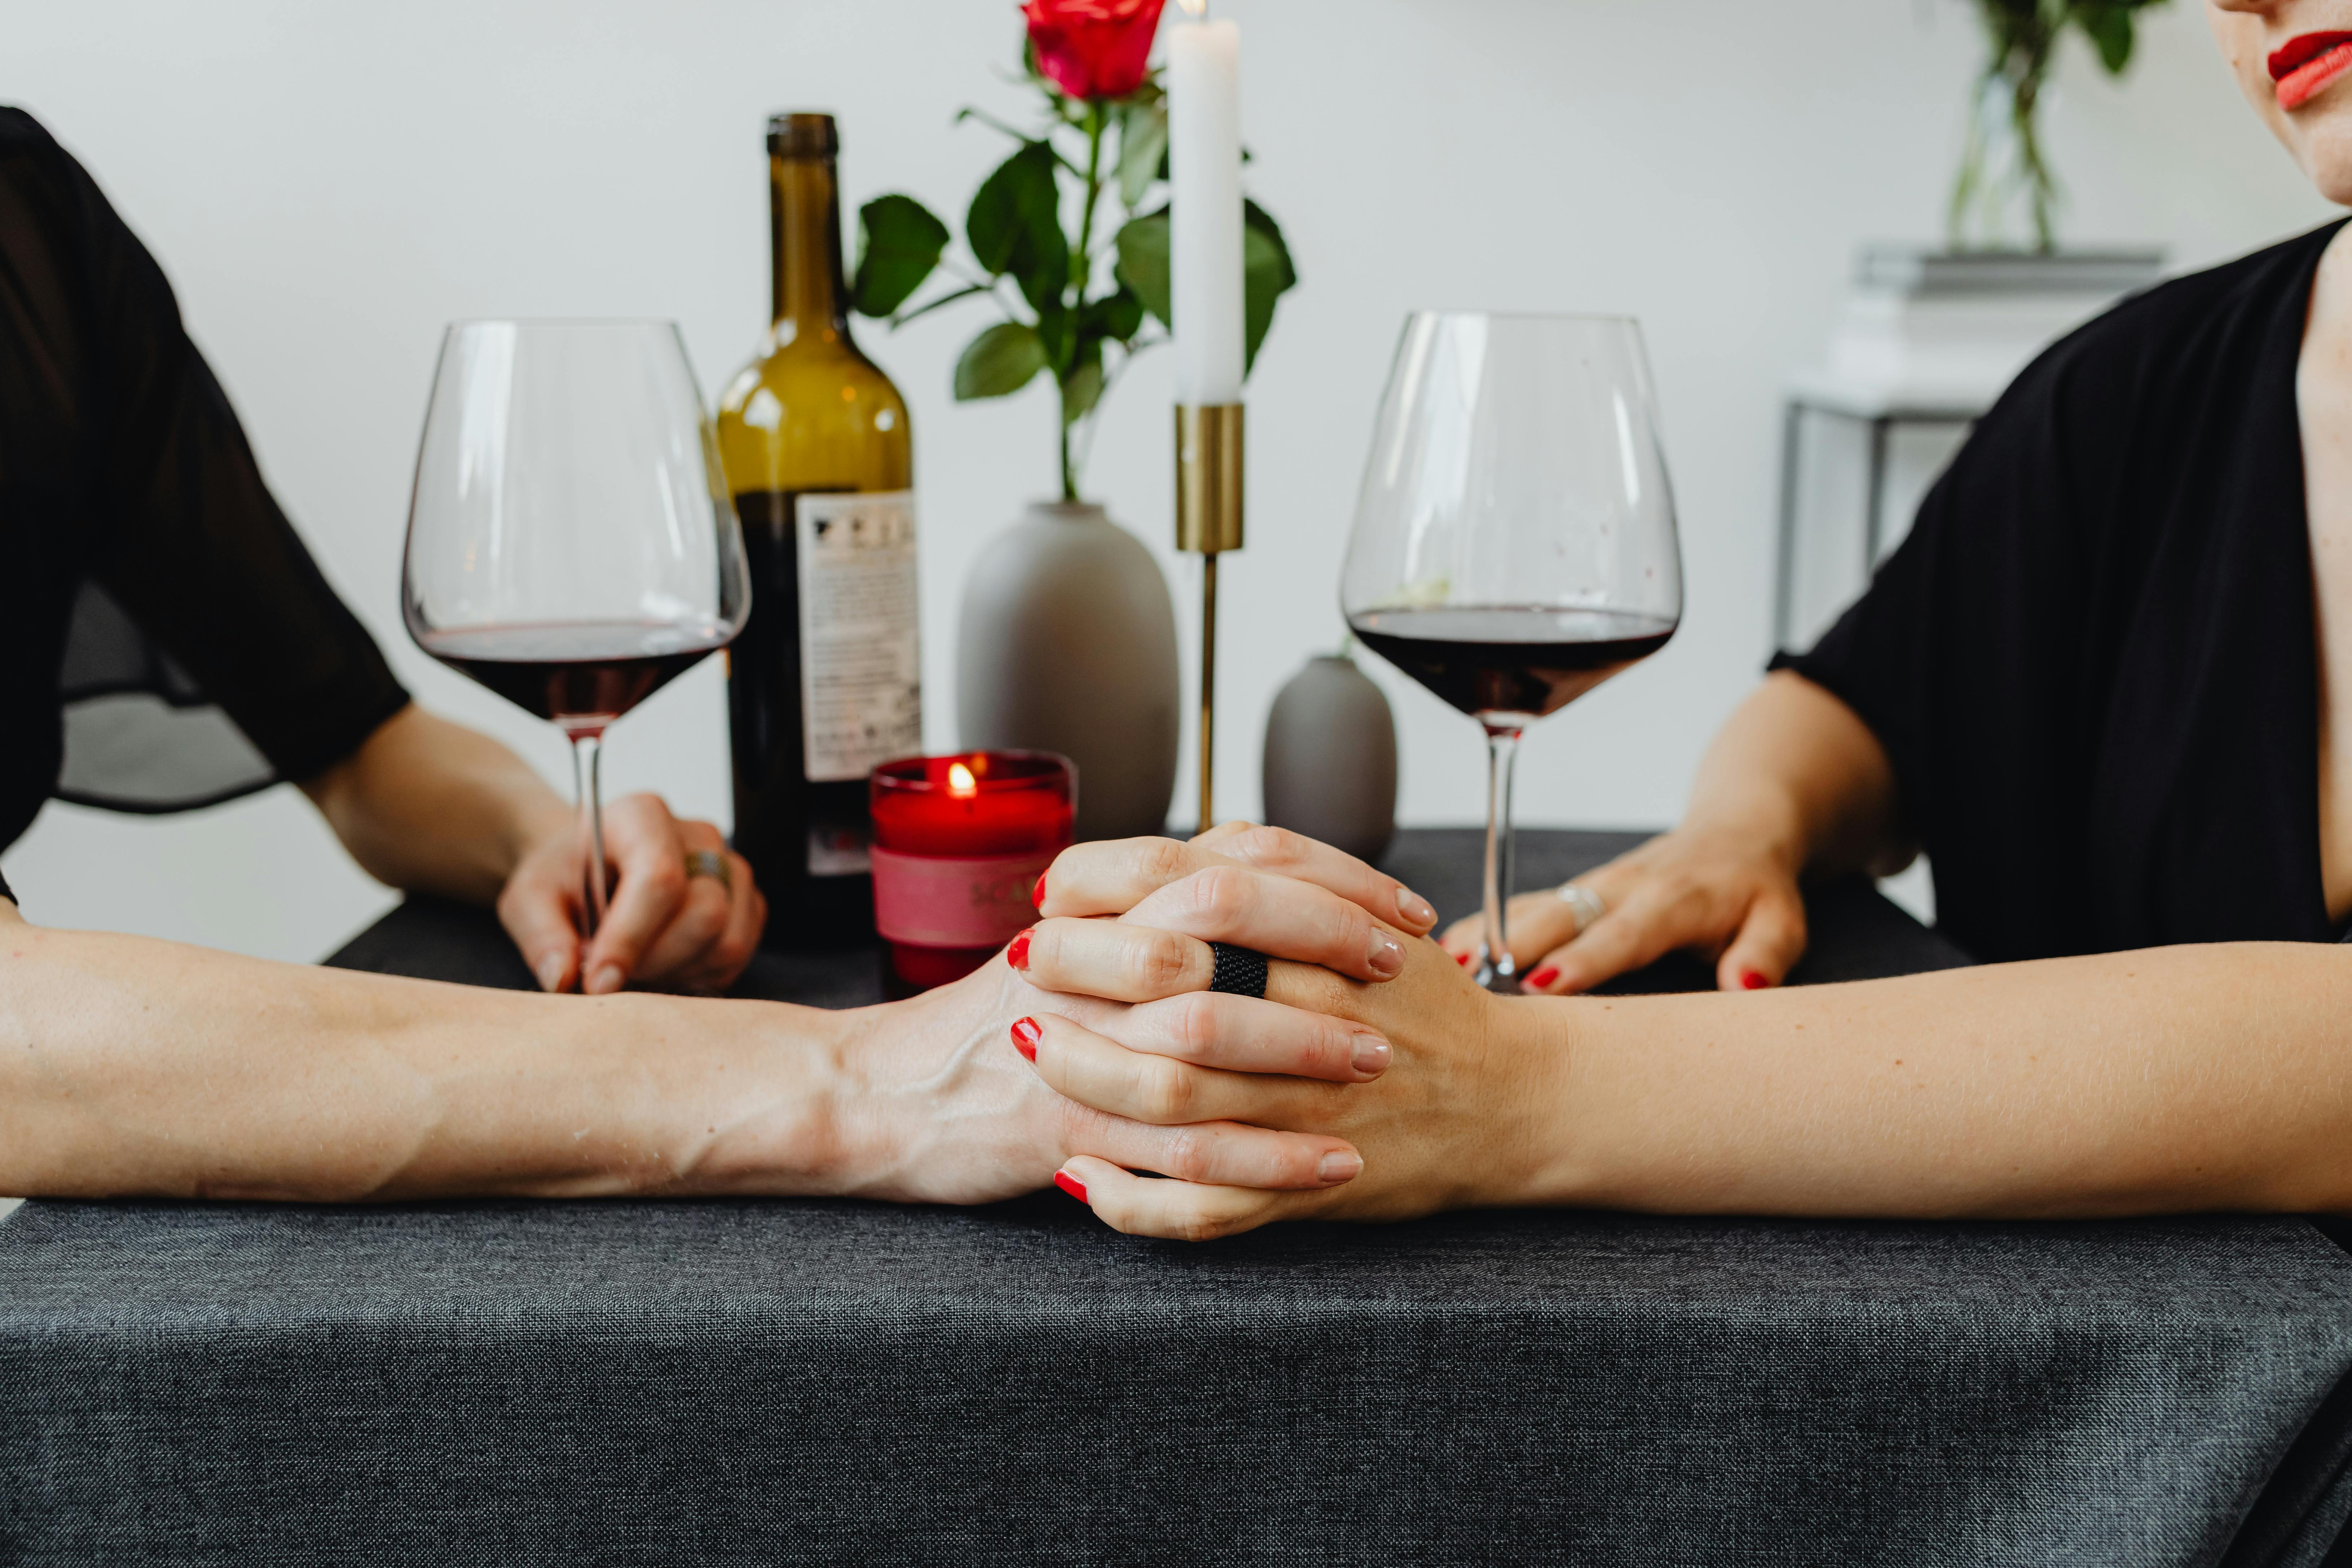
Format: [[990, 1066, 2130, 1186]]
[[403, 320, 750, 937], [1342, 312, 1682, 994]]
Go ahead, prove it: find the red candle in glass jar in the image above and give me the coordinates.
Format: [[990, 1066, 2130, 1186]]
[[868, 750, 1075, 991]]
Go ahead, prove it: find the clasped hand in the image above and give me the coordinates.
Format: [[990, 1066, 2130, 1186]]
[[989, 825, 1557, 1241]]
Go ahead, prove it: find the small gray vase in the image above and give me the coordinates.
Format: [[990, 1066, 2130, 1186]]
[[1261, 653, 1398, 864], [956, 501, 1180, 841]]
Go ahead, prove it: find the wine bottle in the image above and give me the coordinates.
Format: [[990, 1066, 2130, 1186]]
[[717, 113, 919, 949]]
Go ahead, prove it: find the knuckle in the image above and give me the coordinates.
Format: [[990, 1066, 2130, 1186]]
[[1135, 837, 1192, 885], [1136, 1056, 1198, 1123], [1127, 930, 1197, 994], [1226, 823, 1300, 867], [1177, 1207, 1246, 1243], [1170, 991, 1218, 1059], [1157, 1127, 1210, 1181], [1186, 865, 1252, 924]]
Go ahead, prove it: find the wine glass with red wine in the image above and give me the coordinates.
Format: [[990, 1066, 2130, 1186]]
[[403, 320, 750, 936], [1343, 313, 1681, 994]]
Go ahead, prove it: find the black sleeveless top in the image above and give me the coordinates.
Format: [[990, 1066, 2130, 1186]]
[[1780, 220, 2352, 962], [0, 110, 408, 908]]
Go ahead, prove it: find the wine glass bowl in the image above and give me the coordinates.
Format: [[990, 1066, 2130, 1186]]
[[1342, 312, 1682, 992], [403, 320, 750, 937]]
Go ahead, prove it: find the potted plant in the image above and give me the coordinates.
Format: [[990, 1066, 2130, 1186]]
[[846, 0, 1299, 839], [1949, 0, 2169, 252]]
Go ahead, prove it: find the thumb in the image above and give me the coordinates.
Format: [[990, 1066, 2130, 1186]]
[[1716, 885, 1807, 992], [498, 865, 583, 993]]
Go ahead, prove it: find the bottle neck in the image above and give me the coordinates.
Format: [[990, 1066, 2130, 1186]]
[[770, 154, 849, 342]]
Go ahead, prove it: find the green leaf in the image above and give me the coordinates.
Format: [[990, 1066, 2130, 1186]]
[[1085, 283, 1146, 345], [851, 194, 951, 319], [2074, 5, 2135, 74], [1035, 299, 1076, 372], [966, 141, 1068, 313], [1113, 208, 1171, 329], [1242, 198, 1299, 374], [953, 321, 1049, 400], [1061, 356, 1106, 427], [1117, 101, 1168, 208]]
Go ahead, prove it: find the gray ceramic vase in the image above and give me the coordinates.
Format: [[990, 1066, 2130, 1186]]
[[956, 501, 1180, 841], [1261, 653, 1398, 864]]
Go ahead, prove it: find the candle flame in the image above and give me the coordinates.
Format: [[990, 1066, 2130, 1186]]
[[1176, 0, 1206, 13], [947, 762, 978, 797]]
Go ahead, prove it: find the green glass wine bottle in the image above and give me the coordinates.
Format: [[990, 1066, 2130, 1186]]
[[717, 113, 919, 949]]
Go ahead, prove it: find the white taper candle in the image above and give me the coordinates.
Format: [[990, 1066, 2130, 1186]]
[[1169, 10, 1243, 405]]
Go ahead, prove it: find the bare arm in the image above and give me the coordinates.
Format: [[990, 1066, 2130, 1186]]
[[0, 897, 844, 1202], [0, 838, 1439, 1204], [1004, 865, 2352, 1235], [300, 703, 571, 904], [299, 703, 764, 995], [1441, 672, 1910, 993]]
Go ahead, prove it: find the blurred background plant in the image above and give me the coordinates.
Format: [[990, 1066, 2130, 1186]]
[[849, 0, 1297, 501], [1950, 0, 2170, 251]]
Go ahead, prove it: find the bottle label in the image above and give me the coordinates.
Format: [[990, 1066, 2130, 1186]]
[[794, 490, 922, 785], [869, 846, 1056, 950]]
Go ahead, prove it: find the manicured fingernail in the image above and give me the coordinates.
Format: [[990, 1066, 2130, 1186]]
[[1318, 1150, 1364, 1185], [1350, 1032, 1391, 1076], [1053, 1170, 1088, 1203], [1008, 928, 1033, 970], [1010, 1017, 1042, 1061], [1525, 965, 1560, 990], [587, 964, 624, 995], [535, 955, 567, 993], [1741, 970, 1770, 990], [1367, 929, 1405, 978], [1032, 871, 1047, 909], [1395, 887, 1437, 929], [1457, 950, 1474, 966]]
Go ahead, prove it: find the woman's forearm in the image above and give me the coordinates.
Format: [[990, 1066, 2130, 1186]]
[[0, 914, 852, 1201], [1687, 672, 1909, 879], [1537, 942, 2352, 1217], [301, 704, 571, 903]]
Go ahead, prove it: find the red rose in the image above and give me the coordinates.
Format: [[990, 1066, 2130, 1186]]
[[1022, 0, 1168, 101]]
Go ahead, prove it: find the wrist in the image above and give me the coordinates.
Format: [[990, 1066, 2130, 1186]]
[[1677, 783, 1813, 880], [1495, 993, 1606, 1208]]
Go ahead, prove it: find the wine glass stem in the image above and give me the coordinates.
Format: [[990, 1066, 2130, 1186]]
[[1480, 726, 1522, 994], [570, 732, 609, 938]]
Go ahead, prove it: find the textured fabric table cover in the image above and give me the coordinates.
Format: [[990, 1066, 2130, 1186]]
[[6, 828, 2352, 1566]]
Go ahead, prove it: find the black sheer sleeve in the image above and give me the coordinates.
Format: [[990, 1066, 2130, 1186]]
[[51, 125, 410, 788]]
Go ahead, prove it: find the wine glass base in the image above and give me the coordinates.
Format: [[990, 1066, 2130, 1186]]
[[1475, 963, 1525, 997]]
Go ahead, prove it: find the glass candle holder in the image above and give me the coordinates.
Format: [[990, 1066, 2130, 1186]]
[[869, 751, 1076, 991]]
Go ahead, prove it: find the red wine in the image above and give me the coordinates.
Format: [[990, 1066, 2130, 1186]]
[[1349, 606, 1675, 723], [418, 620, 732, 735]]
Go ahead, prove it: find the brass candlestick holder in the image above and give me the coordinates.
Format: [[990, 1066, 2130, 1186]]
[[1175, 403, 1244, 833]]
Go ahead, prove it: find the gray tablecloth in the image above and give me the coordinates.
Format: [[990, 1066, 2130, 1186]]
[[5, 828, 2352, 1566]]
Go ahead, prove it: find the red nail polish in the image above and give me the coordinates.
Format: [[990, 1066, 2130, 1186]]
[[1741, 970, 1770, 990], [1457, 950, 1473, 966], [1008, 928, 1033, 970], [1053, 1170, 1088, 1203], [1031, 871, 1048, 908], [1525, 966, 1559, 989], [1010, 1017, 1041, 1061]]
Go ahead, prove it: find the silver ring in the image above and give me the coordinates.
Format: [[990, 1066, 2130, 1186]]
[[685, 850, 732, 891], [1555, 882, 1607, 937]]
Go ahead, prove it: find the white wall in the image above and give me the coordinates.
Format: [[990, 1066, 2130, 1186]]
[[0, 0, 2334, 961]]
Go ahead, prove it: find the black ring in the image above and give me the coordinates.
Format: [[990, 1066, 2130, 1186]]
[[1207, 943, 1269, 998]]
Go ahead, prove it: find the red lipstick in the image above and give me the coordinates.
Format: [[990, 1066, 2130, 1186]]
[[2272, 32, 2352, 111]]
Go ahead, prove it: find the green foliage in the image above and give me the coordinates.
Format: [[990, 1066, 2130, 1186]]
[[851, 195, 951, 318], [843, 43, 1299, 500], [1951, 0, 2168, 252], [954, 321, 1049, 399]]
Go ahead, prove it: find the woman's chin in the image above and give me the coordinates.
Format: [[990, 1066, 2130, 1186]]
[[2290, 105, 2352, 207]]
